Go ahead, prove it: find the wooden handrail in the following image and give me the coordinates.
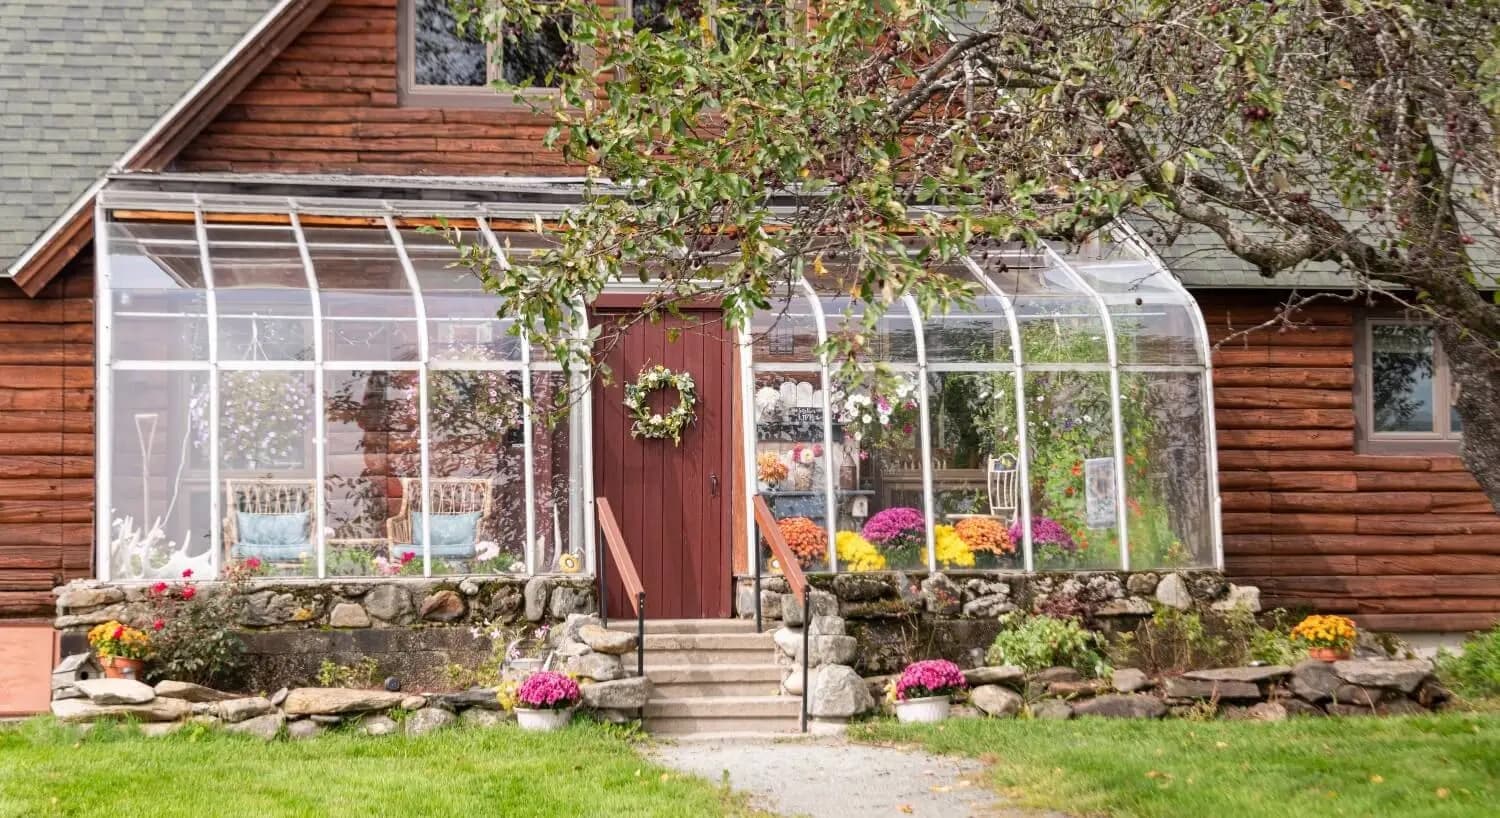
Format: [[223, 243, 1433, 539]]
[[752, 495, 807, 600], [595, 497, 645, 616]]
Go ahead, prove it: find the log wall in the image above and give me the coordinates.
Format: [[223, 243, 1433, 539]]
[[0, 255, 94, 620], [1203, 291, 1500, 632], [174, 0, 593, 175]]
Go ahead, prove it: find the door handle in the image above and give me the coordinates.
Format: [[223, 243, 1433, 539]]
[[709, 473, 720, 497]]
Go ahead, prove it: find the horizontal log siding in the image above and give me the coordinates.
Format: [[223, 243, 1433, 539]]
[[174, 0, 597, 175], [0, 256, 94, 620], [1203, 291, 1500, 632]]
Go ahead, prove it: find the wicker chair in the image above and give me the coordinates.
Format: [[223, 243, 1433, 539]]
[[223, 479, 315, 562], [386, 477, 494, 559]]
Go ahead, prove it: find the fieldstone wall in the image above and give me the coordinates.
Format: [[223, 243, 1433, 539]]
[[53, 576, 597, 691], [736, 570, 1255, 675]]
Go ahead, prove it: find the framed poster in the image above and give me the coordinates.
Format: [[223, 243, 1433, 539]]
[[1084, 456, 1117, 529]]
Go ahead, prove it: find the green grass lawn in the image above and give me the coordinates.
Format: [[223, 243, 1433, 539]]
[[0, 719, 756, 818], [856, 712, 1500, 818]]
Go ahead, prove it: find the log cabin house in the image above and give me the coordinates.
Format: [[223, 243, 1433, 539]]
[[2, 0, 1495, 714]]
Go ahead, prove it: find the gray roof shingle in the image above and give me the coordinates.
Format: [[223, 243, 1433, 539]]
[[0, 1, 281, 271]]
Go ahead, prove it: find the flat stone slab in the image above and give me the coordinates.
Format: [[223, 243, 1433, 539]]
[[51, 696, 192, 723], [1332, 659, 1433, 693], [1162, 678, 1261, 701], [281, 688, 406, 716], [154, 680, 239, 703], [963, 665, 1024, 687], [76, 678, 155, 705], [1074, 694, 1168, 719], [1182, 665, 1291, 683]]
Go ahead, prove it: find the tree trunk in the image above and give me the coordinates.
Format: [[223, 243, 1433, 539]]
[[1439, 327, 1500, 512]]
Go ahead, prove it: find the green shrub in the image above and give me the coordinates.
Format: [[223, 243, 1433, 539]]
[[986, 613, 1109, 678], [1437, 624, 1500, 699], [1109, 607, 1304, 674]]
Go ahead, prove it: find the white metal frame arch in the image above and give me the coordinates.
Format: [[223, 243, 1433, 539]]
[[94, 197, 591, 581]]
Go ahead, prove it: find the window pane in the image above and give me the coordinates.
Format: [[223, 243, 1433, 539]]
[[325, 370, 421, 577], [1371, 324, 1435, 433], [108, 370, 213, 580], [221, 371, 316, 576], [1023, 371, 1119, 570], [1120, 372, 1213, 569], [428, 369, 526, 575], [403, 228, 522, 362], [833, 371, 928, 571], [108, 223, 209, 362], [753, 371, 832, 572], [927, 371, 1022, 570], [305, 228, 420, 363], [501, 15, 573, 87], [532, 372, 583, 569], [633, 0, 702, 31], [209, 227, 315, 362], [414, 0, 486, 87]]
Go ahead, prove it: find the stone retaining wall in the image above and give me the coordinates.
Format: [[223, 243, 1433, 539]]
[[737, 570, 1255, 675], [53, 576, 597, 691]]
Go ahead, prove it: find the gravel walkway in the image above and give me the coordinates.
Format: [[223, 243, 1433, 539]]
[[650, 735, 1057, 818]]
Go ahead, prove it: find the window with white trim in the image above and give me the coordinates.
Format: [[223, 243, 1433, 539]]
[[401, 0, 575, 105], [1361, 319, 1463, 448]]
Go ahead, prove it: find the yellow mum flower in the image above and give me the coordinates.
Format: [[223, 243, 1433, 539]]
[[934, 525, 975, 569], [835, 530, 887, 572]]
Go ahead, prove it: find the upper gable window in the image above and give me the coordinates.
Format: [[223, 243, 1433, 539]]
[[1357, 316, 1463, 453], [401, 0, 574, 106]]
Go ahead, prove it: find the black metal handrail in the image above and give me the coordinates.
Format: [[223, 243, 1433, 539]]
[[595, 497, 647, 682], [752, 494, 810, 733]]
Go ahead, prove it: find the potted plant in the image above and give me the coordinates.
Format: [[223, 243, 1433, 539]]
[[87, 620, 152, 679], [891, 659, 967, 723], [1290, 614, 1358, 661], [514, 671, 580, 731], [756, 451, 789, 492]]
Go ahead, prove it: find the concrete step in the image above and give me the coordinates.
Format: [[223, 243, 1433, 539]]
[[647, 664, 785, 698], [646, 716, 802, 736], [640, 632, 775, 651], [645, 695, 801, 720], [606, 618, 759, 635], [629, 648, 778, 667]]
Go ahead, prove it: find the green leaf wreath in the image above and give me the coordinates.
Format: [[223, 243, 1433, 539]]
[[624, 365, 697, 445]]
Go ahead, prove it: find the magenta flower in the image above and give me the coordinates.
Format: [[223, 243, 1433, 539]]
[[863, 507, 926, 562], [516, 671, 581, 711], [896, 659, 967, 701], [1009, 516, 1078, 551]]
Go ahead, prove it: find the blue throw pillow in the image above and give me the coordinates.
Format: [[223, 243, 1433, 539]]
[[237, 511, 309, 547], [412, 512, 480, 547]]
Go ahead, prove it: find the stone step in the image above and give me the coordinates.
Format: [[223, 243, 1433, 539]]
[[640, 632, 775, 651], [645, 715, 802, 736], [605, 618, 760, 635], [627, 648, 778, 667], [646, 664, 785, 698], [645, 695, 801, 720]]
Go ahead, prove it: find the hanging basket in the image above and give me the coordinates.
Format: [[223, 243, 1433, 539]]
[[623, 365, 697, 445]]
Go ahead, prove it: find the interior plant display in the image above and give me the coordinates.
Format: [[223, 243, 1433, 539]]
[[788, 442, 824, 490], [833, 373, 920, 452], [623, 364, 697, 445], [776, 516, 828, 569], [862, 506, 925, 565], [953, 517, 1015, 568], [986, 612, 1110, 678], [87, 621, 153, 679], [933, 525, 975, 569], [889, 659, 967, 723], [514, 671, 581, 732], [1290, 614, 1358, 661], [193, 370, 313, 471], [1008, 516, 1080, 568], [834, 530, 887, 572], [756, 450, 789, 490]]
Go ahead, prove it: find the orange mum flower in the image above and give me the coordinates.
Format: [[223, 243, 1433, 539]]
[[776, 517, 828, 568]]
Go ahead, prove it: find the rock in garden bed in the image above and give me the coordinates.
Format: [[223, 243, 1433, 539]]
[[1073, 694, 1167, 719], [281, 688, 406, 716]]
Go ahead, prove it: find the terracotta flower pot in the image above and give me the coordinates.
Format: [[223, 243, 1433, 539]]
[[99, 655, 146, 680], [1307, 647, 1352, 662]]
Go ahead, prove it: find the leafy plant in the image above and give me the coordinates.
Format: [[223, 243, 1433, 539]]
[[987, 612, 1110, 678], [1110, 606, 1305, 675], [1437, 624, 1500, 700], [144, 564, 252, 688], [316, 657, 381, 689]]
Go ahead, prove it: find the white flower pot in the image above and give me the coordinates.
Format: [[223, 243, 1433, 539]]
[[895, 695, 951, 724], [515, 706, 575, 732]]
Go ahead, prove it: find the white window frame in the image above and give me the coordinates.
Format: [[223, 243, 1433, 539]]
[[398, 0, 575, 108], [1358, 315, 1463, 453]]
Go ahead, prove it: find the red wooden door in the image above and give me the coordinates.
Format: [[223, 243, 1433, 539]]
[[592, 307, 734, 619]]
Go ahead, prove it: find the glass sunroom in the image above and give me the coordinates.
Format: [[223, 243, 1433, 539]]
[[741, 231, 1222, 575], [96, 195, 591, 582]]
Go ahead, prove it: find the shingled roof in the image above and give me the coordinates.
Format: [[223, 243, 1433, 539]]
[[0, 0, 288, 281]]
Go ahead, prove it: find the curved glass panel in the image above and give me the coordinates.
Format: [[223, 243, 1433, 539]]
[[750, 287, 822, 364], [977, 251, 1109, 364], [207, 225, 315, 362], [107, 223, 209, 362], [404, 227, 522, 363], [305, 227, 420, 363], [830, 368, 927, 571], [324, 369, 420, 577], [1063, 243, 1201, 366], [926, 370, 1023, 570]]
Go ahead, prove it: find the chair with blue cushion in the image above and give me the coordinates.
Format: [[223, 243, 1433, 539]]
[[386, 477, 493, 560], [223, 479, 315, 564]]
